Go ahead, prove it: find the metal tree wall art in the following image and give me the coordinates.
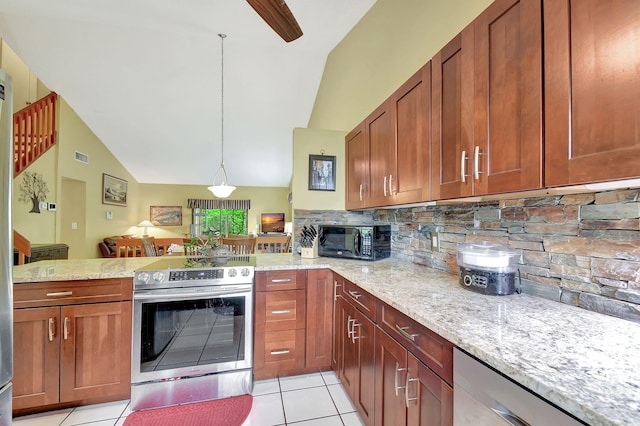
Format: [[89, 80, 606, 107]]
[[18, 171, 49, 213]]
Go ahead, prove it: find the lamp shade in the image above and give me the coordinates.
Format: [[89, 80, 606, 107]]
[[137, 220, 155, 236]]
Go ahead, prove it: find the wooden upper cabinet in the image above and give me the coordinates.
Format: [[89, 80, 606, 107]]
[[473, 0, 543, 195], [431, 26, 475, 200], [346, 122, 369, 210], [545, 0, 640, 186], [367, 100, 395, 207], [390, 62, 431, 204]]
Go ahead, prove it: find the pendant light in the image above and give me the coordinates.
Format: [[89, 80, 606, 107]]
[[208, 33, 236, 198]]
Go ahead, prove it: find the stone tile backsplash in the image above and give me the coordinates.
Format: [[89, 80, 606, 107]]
[[294, 188, 640, 323]]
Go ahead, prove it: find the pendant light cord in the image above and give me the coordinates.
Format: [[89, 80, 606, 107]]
[[219, 33, 226, 167]]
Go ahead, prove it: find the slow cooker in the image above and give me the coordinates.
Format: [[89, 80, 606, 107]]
[[456, 241, 521, 295]]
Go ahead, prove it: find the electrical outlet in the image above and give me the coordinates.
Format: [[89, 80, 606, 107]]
[[431, 232, 439, 251]]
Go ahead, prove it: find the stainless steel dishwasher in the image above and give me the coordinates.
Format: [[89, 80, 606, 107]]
[[453, 348, 585, 425]]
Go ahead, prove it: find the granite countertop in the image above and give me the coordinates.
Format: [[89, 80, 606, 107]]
[[13, 254, 640, 425]]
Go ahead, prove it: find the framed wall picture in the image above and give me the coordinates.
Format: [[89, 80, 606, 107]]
[[308, 154, 336, 191], [102, 173, 128, 206], [150, 206, 183, 226]]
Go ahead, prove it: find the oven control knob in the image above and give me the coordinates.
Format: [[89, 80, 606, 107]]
[[241, 268, 251, 277], [152, 271, 166, 282], [228, 268, 238, 278], [136, 272, 150, 283]]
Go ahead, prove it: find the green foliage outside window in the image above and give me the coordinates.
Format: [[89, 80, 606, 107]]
[[199, 209, 247, 235]]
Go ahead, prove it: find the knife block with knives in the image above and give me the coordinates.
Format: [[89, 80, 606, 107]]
[[299, 225, 319, 259]]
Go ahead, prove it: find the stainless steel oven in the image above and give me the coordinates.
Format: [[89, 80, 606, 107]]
[[131, 256, 255, 411]]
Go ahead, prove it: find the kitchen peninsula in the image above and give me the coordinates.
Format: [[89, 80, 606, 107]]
[[13, 255, 640, 425]]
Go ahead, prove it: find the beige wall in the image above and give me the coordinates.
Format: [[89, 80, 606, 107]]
[[137, 184, 292, 238], [291, 128, 346, 211]]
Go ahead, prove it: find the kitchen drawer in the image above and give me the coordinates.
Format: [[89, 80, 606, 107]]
[[254, 329, 306, 374], [256, 270, 306, 291], [341, 279, 376, 320], [13, 278, 133, 309], [377, 301, 453, 385], [255, 289, 306, 332]]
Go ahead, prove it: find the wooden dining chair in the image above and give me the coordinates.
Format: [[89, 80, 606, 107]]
[[256, 235, 291, 253], [141, 237, 158, 256], [220, 235, 257, 255], [115, 238, 145, 257]]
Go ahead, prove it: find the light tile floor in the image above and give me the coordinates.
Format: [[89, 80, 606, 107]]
[[12, 371, 365, 426]]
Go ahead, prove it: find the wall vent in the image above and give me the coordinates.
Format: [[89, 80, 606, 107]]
[[74, 151, 89, 164]]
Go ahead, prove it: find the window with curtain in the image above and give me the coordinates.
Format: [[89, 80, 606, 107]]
[[187, 199, 251, 236]]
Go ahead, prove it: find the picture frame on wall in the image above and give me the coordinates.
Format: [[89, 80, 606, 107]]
[[150, 205, 183, 226], [308, 154, 336, 191], [102, 173, 128, 206]]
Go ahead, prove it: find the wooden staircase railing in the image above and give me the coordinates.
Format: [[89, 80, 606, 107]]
[[13, 91, 58, 177], [13, 230, 31, 265]]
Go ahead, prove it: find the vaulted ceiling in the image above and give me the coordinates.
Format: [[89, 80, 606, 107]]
[[0, 0, 376, 187]]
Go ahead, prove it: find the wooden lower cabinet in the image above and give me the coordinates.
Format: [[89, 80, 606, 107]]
[[336, 295, 376, 426], [254, 269, 334, 380], [12, 278, 132, 414], [333, 273, 454, 426], [375, 327, 453, 426]]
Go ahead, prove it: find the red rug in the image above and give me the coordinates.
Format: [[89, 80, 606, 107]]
[[124, 395, 253, 426]]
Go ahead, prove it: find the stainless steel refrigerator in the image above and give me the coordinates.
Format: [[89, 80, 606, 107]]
[[0, 70, 14, 425]]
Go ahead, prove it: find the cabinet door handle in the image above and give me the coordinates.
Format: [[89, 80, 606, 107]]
[[359, 184, 363, 201], [271, 310, 291, 315], [474, 145, 482, 180], [405, 372, 419, 407], [270, 349, 291, 355], [270, 278, 292, 283], [48, 318, 55, 342], [461, 150, 468, 183], [347, 315, 354, 338], [63, 317, 70, 340], [395, 362, 407, 397], [46, 291, 72, 297], [389, 174, 393, 196], [396, 325, 418, 342], [348, 290, 362, 300], [383, 175, 388, 196], [351, 322, 361, 344], [334, 282, 342, 301]]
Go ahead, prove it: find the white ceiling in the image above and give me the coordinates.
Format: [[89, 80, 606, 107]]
[[0, 0, 376, 188]]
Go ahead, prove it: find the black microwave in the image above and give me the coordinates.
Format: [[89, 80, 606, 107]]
[[318, 225, 391, 261]]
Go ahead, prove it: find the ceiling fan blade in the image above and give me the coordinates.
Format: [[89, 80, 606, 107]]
[[246, 0, 303, 42]]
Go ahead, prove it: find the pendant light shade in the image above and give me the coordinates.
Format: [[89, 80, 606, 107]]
[[208, 33, 236, 199]]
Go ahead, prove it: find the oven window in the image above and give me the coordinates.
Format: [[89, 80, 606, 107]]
[[139, 296, 246, 373]]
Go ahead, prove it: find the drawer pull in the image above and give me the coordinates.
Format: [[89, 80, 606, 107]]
[[396, 325, 418, 342], [64, 317, 70, 340], [271, 310, 291, 315], [47, 291, 73, 297], [48, 318, 55, 342], [270, 349, 291, 355], [395, 362, 407, 397], [405, 373, 419, 407], [348, 290, 362, 299], [271, 278, 292, 283]]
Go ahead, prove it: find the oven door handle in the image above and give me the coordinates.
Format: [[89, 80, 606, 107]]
[[134, 288, 250, 300]]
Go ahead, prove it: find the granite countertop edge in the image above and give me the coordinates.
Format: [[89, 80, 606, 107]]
[[14, 254, 640, 425]]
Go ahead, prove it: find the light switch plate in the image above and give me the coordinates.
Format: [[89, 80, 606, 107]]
[[431, 232, 439, 251]]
